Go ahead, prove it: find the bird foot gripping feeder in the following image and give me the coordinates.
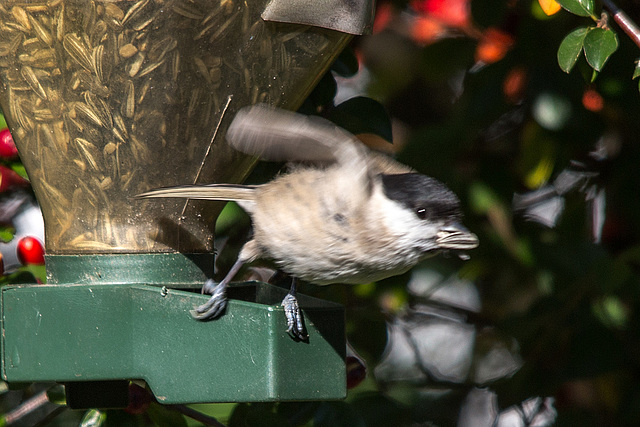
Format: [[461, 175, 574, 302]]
[[0, 0, 373, 407]]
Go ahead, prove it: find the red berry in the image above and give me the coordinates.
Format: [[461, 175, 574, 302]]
[[503, 66, 528, 104], [411, 0, 470, 28], [475, 28, 515, 64], [346, 355, 367, 389], [0, 165, 29, 193], [0, 129, 18, 159], [0, 166, 15, 193], [0, 252, 4, 276], [17, 236, 45, 265], [582, 89, 604, 112]]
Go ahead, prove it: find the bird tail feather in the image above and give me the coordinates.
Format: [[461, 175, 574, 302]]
[[136, 184, 257, 202]]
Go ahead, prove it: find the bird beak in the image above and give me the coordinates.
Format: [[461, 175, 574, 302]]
[[436, 223, 479, 250]]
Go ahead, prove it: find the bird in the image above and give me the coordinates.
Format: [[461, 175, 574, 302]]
[[137, 104, 478, 339]]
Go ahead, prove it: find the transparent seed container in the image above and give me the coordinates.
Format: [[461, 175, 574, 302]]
[[0, 0, 351, 254]]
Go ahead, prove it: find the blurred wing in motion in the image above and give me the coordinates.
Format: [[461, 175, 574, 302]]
[[227, 104, 370, 172], [367, 151, 415, 175]]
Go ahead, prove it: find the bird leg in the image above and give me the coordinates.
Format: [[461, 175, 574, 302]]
[[191, 257, 244, 320], [281, 277, 308, 340]]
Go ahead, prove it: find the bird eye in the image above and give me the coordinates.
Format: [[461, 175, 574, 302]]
[[416, 208, 427, 219]]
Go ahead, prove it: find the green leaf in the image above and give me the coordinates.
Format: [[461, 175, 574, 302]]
[[0, 112, 6, 130], [23, 264, 47, 283], [329, 97, 393, 142], [0, 267, 45, 286], [10, 163, 28, 180], [584, 28, 619, 71], [633, 61, 640, 79], [558, 27, 589, 73], [556, 0, 595, 17], [147, 403, 188, 427], [592, 296, 628, 329], [215, 201, 249, 235], [0, 226, 15, 243], [469, 182, 500, 214]]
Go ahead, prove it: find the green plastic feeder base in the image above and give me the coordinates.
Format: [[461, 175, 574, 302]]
[[0, 255, 346, 407]]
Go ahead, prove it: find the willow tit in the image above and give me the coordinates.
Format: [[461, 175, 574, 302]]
[[137, 104, 478, 339]]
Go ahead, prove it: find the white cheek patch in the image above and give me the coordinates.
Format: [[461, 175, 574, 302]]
[[370, 188, 442, 252]]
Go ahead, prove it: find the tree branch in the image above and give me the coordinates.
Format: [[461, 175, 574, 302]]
[[602, 0, 640, 50], [168, 404, 227, 427]]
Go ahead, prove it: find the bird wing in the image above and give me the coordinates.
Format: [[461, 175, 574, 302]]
[[227, 104, 377, 207], [367, 151, 415, 175], [228, 104, 415, 176], [227, 104, 369, 171]]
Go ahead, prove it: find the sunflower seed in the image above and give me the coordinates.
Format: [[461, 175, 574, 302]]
[[73, 158, 87, 171], [82, 1, 97, 36], [33, 108, 54, 122], [90, 20, 108, 46], [55, 3, 65, 41], [27, 13, 53, 47], [171, 50, 180, 81], [126, 51, 145, 77], [36, 123, 55, 150], [84, 91, 111, 128], [173, 2, 204, 19], [209, 10, 239, 43], [121, 0, 150, 27], [119, 43, 137, 58], [103, 142, 117, 156], [40, 179, 70, 208], [122, 79, 135, 118], [137, 56, 165, 78], [74, 102, 103, 128], [99, 176, 113, 190], [20, 65, 47, 100], [193, 56, 212, 85], [0, 33, 24, 57], [20, 48, 56, 68], [132, 9, 159, 32], [136, 78, 151, 104], [112, 112, 128, 139], [11, 6, 32, 30], [149, 36, 176, 62], [63, 33, 93, 71], [92, 44, 105, 82], [75, 137, 99, 170], [104, 3, 124, 22], [112, 127, 126, 144]]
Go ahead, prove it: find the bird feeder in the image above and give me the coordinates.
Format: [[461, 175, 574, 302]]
[[0, 0, 373, 408]]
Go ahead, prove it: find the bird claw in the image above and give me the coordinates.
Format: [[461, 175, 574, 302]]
[[281, 293, 308, 340], [201, 278, 217, 295], [193, 280, 308, 341], [191, 279, 227, 320]]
